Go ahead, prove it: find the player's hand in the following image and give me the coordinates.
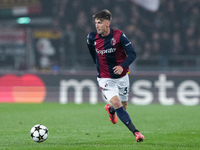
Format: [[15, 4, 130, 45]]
[[113, 65, 123, 75]]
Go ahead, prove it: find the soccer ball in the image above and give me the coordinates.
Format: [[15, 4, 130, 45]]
[[30, 124, 48, 142]]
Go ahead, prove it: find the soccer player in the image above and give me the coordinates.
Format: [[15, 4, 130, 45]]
[[87, 9, 145, 142]]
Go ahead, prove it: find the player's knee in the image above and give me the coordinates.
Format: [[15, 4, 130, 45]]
[[122, 102, 127, 110], [110, 96, 122, 109], [123, 105, 127, 110]]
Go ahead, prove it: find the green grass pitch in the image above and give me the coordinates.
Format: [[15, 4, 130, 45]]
[[0, 103, 199, 150]]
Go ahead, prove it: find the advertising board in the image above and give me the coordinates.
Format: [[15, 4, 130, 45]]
[[0, 72, 199, 105]]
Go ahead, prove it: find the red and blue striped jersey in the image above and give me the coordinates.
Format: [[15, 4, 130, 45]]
[[87, 29, 136, 78]]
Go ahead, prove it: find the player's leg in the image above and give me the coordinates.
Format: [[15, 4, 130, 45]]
[[119, 74, 129, 111], [110, 96, 145, 142], [116, 74, 145, 142], [110, 96, 138, 133], [122, 101, 127, 110], [105, 103, 117, 124], [98, 77, 118, 124]]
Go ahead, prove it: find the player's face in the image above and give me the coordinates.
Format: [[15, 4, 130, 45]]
[[95, 19, 110, 36]]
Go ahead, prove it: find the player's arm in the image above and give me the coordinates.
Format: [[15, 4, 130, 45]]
[[119, 33, 137, 68], [87, 33, 96, 64]]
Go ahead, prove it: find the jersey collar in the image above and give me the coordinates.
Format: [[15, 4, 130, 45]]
[[98, 28, 113, 39]]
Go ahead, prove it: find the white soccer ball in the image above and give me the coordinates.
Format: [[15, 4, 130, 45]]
[[30, 124, 48, 142]]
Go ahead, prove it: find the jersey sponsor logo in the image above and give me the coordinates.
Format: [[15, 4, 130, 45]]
[[96, 48, 116, 55]]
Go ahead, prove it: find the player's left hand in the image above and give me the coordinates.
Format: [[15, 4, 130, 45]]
[[113, 65, 123, 75]]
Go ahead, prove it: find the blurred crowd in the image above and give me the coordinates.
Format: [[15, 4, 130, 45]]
[[52, 0, 200, 70]]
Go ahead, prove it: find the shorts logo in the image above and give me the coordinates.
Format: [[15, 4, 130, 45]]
[[111, 38, 116, 46], [105, 83, 108, 87]]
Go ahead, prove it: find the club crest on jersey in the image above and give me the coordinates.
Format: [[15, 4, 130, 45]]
[[111, 38, 116, 46]]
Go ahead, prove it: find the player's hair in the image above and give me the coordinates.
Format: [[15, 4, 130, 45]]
[[92, 9, 112, 21]]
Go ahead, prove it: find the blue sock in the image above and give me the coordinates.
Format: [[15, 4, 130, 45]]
[[115, 106, 138, 134]]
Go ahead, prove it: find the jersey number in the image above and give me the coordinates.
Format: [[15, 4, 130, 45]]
[[123, 87, 128, 95]]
